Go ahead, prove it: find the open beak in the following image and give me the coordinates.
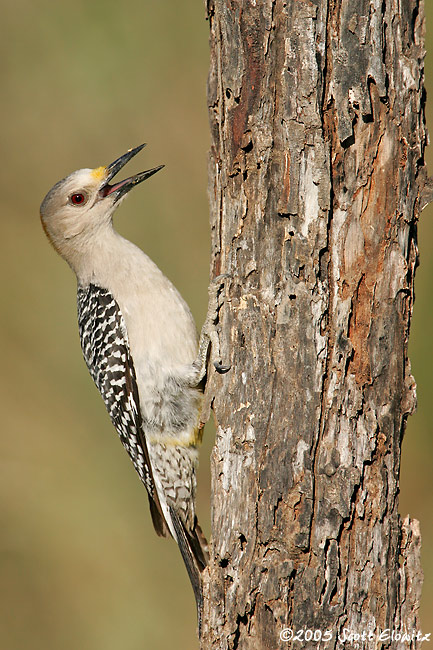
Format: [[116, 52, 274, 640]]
[[99, 144, 164, 202]]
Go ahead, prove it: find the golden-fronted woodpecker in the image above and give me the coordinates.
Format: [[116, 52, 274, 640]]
[[40, 144, 228, 624]]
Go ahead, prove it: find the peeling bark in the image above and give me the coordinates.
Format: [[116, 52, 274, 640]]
[[201, 1, 427, 648]]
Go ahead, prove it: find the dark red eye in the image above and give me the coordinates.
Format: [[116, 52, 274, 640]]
[[70, 193, 86, 205]]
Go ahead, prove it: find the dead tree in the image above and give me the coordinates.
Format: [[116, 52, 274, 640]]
[[201, 1, 428, 648]]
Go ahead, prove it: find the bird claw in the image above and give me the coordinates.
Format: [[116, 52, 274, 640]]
[[209, 273, 230, 291], [207, 275, 231, 374], [214, 361, 231, 374], [189, 274, 231, 386]]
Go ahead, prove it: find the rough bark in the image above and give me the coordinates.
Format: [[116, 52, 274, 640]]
[[201, 0, 428, 648]]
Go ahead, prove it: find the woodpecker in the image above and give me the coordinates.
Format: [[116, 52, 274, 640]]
[[40, 144, 227, 623]]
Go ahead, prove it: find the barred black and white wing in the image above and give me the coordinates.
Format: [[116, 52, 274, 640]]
[[77, 283, 165, 528], [77, 283, 205, 621]]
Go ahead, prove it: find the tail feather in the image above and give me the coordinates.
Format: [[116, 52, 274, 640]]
[[169, 506, 207, 633], [148, 494, 169, 537], [188, 517, 209, 571]]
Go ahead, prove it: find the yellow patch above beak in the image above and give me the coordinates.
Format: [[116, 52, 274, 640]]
[[91, 166, 107, 182]]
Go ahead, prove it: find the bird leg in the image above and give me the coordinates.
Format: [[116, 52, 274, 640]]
[[187, 274, 230, 387]]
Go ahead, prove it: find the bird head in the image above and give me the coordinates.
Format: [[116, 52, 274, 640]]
[[40, 144, 163, 254]]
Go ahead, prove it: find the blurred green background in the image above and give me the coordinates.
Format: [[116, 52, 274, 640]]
[[0, 2, 431, 648]]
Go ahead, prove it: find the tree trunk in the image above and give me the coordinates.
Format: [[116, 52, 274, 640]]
[[201, 0, 428, 648]]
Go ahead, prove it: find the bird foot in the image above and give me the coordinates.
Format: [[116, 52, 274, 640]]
[[188, 274, 230, 386]]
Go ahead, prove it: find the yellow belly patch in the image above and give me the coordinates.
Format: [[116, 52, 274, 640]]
[[148, 427, 203, 447]]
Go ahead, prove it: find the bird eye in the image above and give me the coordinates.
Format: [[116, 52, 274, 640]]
[[69, 192, 87, 206]]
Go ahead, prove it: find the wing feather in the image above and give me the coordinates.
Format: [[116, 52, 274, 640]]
[[77, 283, 166, 532]]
